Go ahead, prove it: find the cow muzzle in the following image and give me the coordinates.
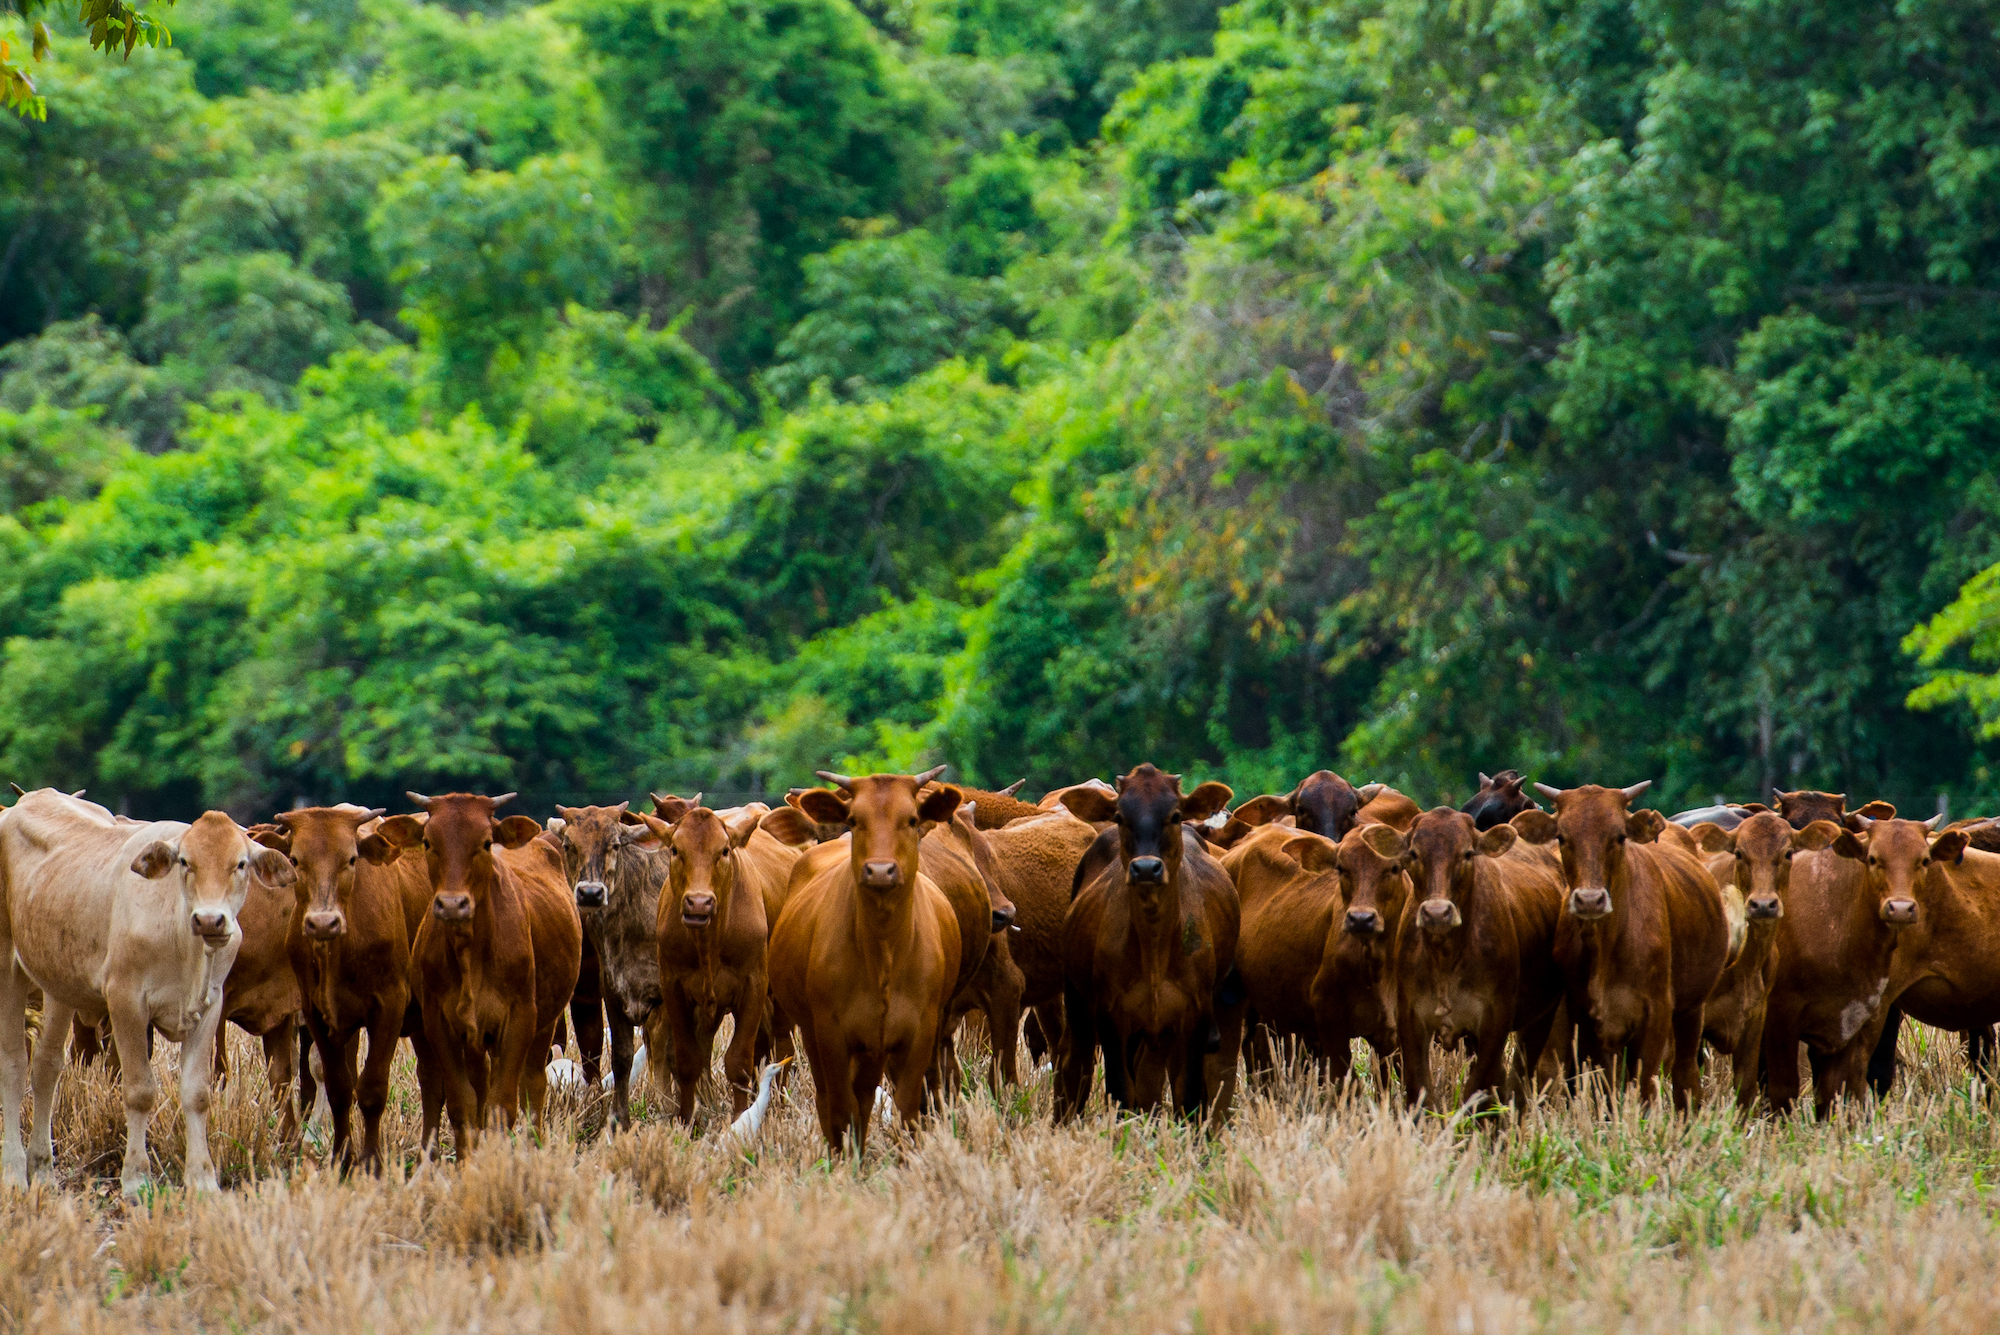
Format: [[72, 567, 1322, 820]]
[[1880, 897, 1919, 926], [861, 861, 901, 891], [1417, 898, 1461, 932], [432, 893, 474, 923], [681, 892, 716, 927], [1567, 887, 1612, 920], [1127, 857, 1166, 885], [302, 909, 346, 941], [1343, 907, 1383, 936], [190, 910, 233, 943], [1745, 895, 1782, 921], [575, 880, 607, 909]]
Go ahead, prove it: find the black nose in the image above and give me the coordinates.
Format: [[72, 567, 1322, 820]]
[[1746, 896, 1781, 920], [1344, 908, 1379, 934], [990, 905, 1016, 933], [575, 881, 607, 908], [1129, 857, 1165, 884], [433, 894, 473, 922], [191, 911, 228, 937]]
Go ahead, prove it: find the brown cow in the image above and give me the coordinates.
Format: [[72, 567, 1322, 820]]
[[1876, 838, 2000, 1088], [959, 807, 1097, 1070], [942, 781, 1041, 830], [213, 833, 306, 1139], [379, 793, 582, 1154], [1056, 765, 1241, 1120], [1224, 822, 1408, 1086], [1774, 790, 1895, 831], [653, 805, 800, 1122], [1392, 808, 1566, 1112], [550, 801, 676, 1128], [1356, 785, 1424, 833], [1459, 771, 1541, 832], [768, 769, 964, 1152], [1513, 782, 1729, 1109], [1689, 813, 1841, 1109], [1760, 815, 1956, 1116], [1229, 771, 1379, 844], [262, 806, 434, 1172], [930, 804, 1025, 1088]]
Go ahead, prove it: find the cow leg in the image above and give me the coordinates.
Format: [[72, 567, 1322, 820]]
[[572, 997, 606, 1088], [211, 1018, 232, 1085], [106, 996, 161, 1196], [323, 1029, 360, 1171], [1053, 985, 1096, 1121], [986, 973, 1023, 1092], [1970, 1025, 1999, 1087], [803, 1026, 849, 1154], [1762, 1027, 1803, 1118], [178, 996, 229, 1193], [665, 994, 704, 1126], [524, 1013, 563, 1140], [295, 1022, 318, 1133], [25, 994, 73, 1182], [1462, 1015, 1514, 1115], [1865, 1005, 1902, 1099], [722, 987, 764, 1119], [1731, 1010, 1768, 1113], [1399, 1006, 1434, 1112], [0, 960, 36, 1187], [1205, 997, 1245, 1124], [692, 1007, 730, 1119], [1668, 1005, 1705, 1114], [1177, 1023, 1208, 1121], [263, 1017, 300, 1143], [69, 1013, 102, 1068], [604, 1005, 636, 1131]]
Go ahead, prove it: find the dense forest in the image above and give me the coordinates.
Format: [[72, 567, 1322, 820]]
[[1, 0, 1999, 819]]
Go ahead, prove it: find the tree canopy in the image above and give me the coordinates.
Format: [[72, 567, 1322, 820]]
[[2, 0, 1999, 819]]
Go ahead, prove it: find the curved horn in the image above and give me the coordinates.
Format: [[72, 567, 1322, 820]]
[[69, 788, 85, 798], [489, 792, 517, 810], [913, 764, 949, 786], [814, 770, 857, 791], [7, 783, 22, 797], [361, 807, 388, 821], [649, 791, 671, 807], [999, 778, 1027, 797], [406, 791, 434, 809], [1532, 782, 1564, 801], [690, 792, 704, 808], [1619, 780, 1653, 802], [1925, 812, 1947, 831]]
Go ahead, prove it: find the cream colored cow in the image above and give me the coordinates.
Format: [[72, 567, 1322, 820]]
[[0, 791, 293, 1195]]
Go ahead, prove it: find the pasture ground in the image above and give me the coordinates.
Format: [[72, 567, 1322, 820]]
[[4, 1025, 1999, 1333]]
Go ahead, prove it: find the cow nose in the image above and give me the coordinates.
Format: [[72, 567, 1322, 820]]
[[190, 911, 230, 939], [302, 910, 345, 940], [990, 904, 1016, 933], [861, 861, 901, 890], [1418, 899, 1460, 930], [1881, 897, 1919, 926], [682, 893, 716, 924], [1128, 857, 1165, 884], [1746, 895, 1782, 920], [575, 880, 607, 909], [433, 893, 474, 922], [1344, 907, 1380, 935], [1568, 887, 1612, 920]]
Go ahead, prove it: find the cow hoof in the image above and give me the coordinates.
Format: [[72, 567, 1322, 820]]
[[26, 1147, 52, 1179], [187, 1170, 220, 1194], [1, 1157, 26, 1191], [119, 1172, 151, 1201]]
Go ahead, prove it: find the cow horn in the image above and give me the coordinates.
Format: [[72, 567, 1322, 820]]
[[1620, 780, 1653, 802], [7, 783, 22, 797], [490, 792, 517, 810], [815, 770, 857, 791], [69, 788, 85, 798], [1477, 772, 1491, 787], [361, 807, 387, 821], [690, 792, 704, 808], [999, 778, 1027, 797], [913, 764, 949, 786], [406, 791, 434, 808], [649, 791, 671, 806], [1532, 782, 1564, 800], [1925, 812, 1947, 832]]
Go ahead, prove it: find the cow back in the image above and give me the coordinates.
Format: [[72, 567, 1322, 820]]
[[966, 810, 1097, 1009], [1637, 838, 1730, 1009], [497, 840, 584, 1036], [920, 824, 995, 994]]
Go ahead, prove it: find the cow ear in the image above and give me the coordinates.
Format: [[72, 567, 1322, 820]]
[[1688, 822, 1734, 855], [1930, 830, 1969, 866], [1791, 819, 1842, 852], [1852, 800, 1897, 824], [377, 814, 425, 849], [621, 811, 670, 850], [652, 794, 695, 823], [1178, 782, 1233, 824], [724, 810, 760, 849], [1625, 810, 1664, 844], [1059, 787, 1119, 824], [1281, 833, 1339, 872], [1511, 810, 1558, 844], [1477, 823, 1518, 858], [249, 845, 296, 888], [249, 825, 293, 855], [356, 832, 402, 865], [918, 784, 963, 825], [131, 841, 177, 879], [1739, 802, 1771, 815], [759, 807, 820, 847], [1831, 830, 1869, 861], [494, 815, 542, 849], [1359, 823, 1404, 861], [1209, 818, 1253, 850], [1356, 783, 1386, 803], [1232, 794, 1292, 828], [796, 788, 851, 826]]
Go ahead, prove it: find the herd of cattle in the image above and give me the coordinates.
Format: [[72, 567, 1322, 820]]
[[1, 764, 1996, 1197]]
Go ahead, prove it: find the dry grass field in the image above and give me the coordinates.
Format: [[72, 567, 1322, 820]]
[[5, 1024, 2000, 1334]]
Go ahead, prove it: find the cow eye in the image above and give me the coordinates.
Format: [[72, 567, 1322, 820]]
[[347, 855, 357, 866], [236, 859, 247, 870], [908, 817, 918, 828]]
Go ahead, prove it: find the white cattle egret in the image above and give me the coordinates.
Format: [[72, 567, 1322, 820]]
[[729, 1056, 792, 1145]]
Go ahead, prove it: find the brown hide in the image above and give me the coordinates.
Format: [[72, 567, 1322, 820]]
[[1760, 816, 1944, 1116], [1224, 822, 1408, 1085], [1230, 771, 1370, 843], [216, 830, 305, 1138], [270, 806, 427, 1171], [1882, 843, 2000, 1050], [767, 770, 964, 1153], [1514, 782, 1729, 1109], [382, 792, 582, 1155], [931, 806, 1026, 1088], [1056, 765, 1241, 1121], [1774, 789, 1896, 832], [966, 809, 1098, 1069], [1393, 808, 1567, 1112], [1355, 786, 1423, 833]]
